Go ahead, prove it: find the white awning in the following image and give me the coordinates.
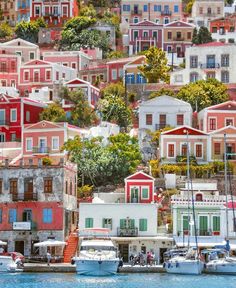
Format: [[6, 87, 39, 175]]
[[111, 236, 173, 242], [34, 239, 67, 247], [0, 240, 7, 246], [174, 236, 225, 248]]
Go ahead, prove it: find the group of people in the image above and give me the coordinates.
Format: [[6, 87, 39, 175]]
[[130, 251, 156, 266]]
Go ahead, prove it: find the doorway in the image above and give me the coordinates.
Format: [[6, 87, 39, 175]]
[[119, 244, 129, 263], [15, 241, 24, 255], [130, 187, 139, 203], [159, 248, 168, 264]]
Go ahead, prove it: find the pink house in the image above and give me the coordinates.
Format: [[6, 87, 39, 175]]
[[64, 78, 100, 107], [0, 54, 21, 88], [0, 38, 40, 63], [128, 20, 163, 55], [42, 50, 91, 73], [125, 171, 155, 203], [198, 101, 236, 133], [22, 120, 82, 165], [18, 59, 76, 98], [160, 126, 209, 163]]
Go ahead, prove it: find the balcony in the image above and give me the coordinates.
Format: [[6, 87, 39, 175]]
[[200, 63, 220, 69], [173, 37, 185, 41], [161, 10, 172, 16], [32, 147, 50, 154], [131, 10, 142, 15], [155, 123, 170, 130], [12, 193, 38, 201], [117, 227, 138, 237], [0, 120, 9, 126]]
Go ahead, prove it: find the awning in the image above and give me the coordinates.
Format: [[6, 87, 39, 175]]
[[111, 236, 173, 242], [34, 239, 67, 247], [0, 240, 7, 246], [174, 236, 225, 248]]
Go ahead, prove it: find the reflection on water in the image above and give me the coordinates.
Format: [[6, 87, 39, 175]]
[[1, 273, 236, 288]]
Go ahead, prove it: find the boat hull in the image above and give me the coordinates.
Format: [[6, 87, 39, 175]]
[[0, 256, 17, 272], [75, 258, 119, 276], [205, 260, 236, 274], [165, 259, 204, 275]]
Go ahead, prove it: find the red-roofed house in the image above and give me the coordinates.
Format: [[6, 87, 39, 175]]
[[128, 20, 163, 55], [160, 126, 209, 163], [198, 101, 236, 132], [22, 120, 82, 165], [125, 171, 155, 203], [64, 78, 100, 107]]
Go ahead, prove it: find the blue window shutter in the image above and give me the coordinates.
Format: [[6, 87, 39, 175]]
[[9, 209, 17, 223], [43, 208, 52, 223], [131, 74, 135, 84], [137, 74, 140, 84], [48, 209, 52, 223], [143, 5, 148, 12], [174, 5, 179, 12], [43, 209, 47, 223], [143, 77, 147, 83], [154, 5, 157, 11]]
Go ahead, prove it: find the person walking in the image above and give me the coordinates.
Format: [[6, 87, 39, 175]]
[[46, 252, 51, 266]]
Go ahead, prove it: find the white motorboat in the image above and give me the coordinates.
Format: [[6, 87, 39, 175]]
[[164, 249, 204, 275], [74, 229, 120, 276], [0, 255, 18, 272]]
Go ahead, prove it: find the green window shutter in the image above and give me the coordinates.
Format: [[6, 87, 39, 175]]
[[142, 188, 149, 199], [213, 216, 220, 232], [130, 219, 135, 229], [120, 219, 125, 229], [183, 216, 189, 231], [139, 219, 147, 231], [102, 218, 105, 228], [85, 218, 93, 228], [90, 218, 93, 228], [199, 216, 208, 231]]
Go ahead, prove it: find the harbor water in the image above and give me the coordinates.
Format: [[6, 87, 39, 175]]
[[1, 273, 236, 288]]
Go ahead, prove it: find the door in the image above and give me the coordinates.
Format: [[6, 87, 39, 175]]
[[119, 244, 129, 263], [159, 114, 166, 129], [34, 71, 39, 82], [0, 110, 5, 125], [24, 178, 33, 200], [39, 138, 47, 153], [0, 133, 5, 143], [199, 216, 208, 236], [160, 248, 167, 264], [15, 241, 24, 255], [22, 209, 32, 222], [206, 55, 215, 68], [130, 187, 139, 203]]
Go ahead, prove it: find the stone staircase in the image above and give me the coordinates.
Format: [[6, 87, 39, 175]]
[[63, 231, 79, 263]]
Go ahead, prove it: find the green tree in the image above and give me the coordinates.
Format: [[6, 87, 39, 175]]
[[98, 94, 132, 128], [185, 0, 194, 13], [0, 22, 13, 39], [15, 18, 47, 43], [101, 82, 125, 98], [61, 88, 98, 127], [149, 88, 175, 99], [138, 47, 170, 83], [192, 27, 213, 45], [79, 5, 97, 18], [176, 79, 229, 111], [40, 103, 67, 122], [107, 51, 127, 59]]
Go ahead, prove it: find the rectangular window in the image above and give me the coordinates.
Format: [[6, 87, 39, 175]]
[[102, 218, 112, 229], [10, 109, 17, 122], [11, 61, 16, 72], [46, 70, 51, 80], [168, 144, 175, 157], [24, 71, 29, 81], [174, 5, 179, 12], [111, 69, 117, 80], [209, 118, 216, 130], [181, 144, 187, 156], [187, 32, 191, 39], [154, 5, 158, 11], [0, 179, 2, 194], [0, 209, 2, 223], [167, 32, 172, 40], [213, 216, 220, 232], [9, 208, 17, 223], [196, 144, 203, 158], [26, 138, 32, 151], [26, 111, 30, 122], [199, 215, 208, 235], [177, 114, 184, 125], [10, 179, 17, 194], [183, 215, 189, 233], [43, 208, 52, 223], [190, 56, 198, 68], [29, 52, 35, 60], [85, 217, 93, 228], [141, 187, 149, 199], [143, 4, 148, 12], [56, 71, 59, 81], [214, 143, 221, 155], [221, 71, 229, 83], [52, 137, 59, 150], [225, 118, 233, 126], [44, 178, 53, 193], [139, 219, 148, 231], [157, 5, 161, 12], [123, 5, 130, 11], [221, 54, 229, 67], [146, 114, 152, 125]]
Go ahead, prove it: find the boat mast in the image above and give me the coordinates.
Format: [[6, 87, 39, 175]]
[[224, 133, 229, 249], [186, 130, 190, 249]]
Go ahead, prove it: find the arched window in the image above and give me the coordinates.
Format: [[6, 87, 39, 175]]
[[196, 193, 203, 201]]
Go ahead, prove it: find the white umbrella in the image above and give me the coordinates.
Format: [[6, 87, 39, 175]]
[[0, 240, 7, 246], [34, 239, 67, 247]]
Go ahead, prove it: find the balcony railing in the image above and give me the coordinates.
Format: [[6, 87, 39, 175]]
[[12, 193, 38, 201], [161, 10, 172, 15], [131, 10, 142, 15], [200, 63, 220, 69], [177, 230, 220, 236], [32, 147, 50, 154], [0, 120, 9, 126], [117, 227, 138, 237], [155, 123, 170, 130], [173, 37, 185, 41]]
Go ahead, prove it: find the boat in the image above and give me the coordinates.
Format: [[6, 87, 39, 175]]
[[74, 228, 120, 276], [202, 248, 236, 274], [164, 131, 204, 275], [0, 255, 19, 272]]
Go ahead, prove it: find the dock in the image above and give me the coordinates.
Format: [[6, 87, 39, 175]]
[[23, 263, 166, 273]]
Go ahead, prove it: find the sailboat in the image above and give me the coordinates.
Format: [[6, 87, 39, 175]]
[[164, 130, 204, 274], [204, 134, 236, 274]]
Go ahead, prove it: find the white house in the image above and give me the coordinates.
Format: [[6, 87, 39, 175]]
[[138, 95, 192, 151], [170, 42, 236, 85], [79, 203, 173, 263]]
